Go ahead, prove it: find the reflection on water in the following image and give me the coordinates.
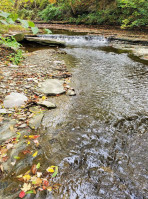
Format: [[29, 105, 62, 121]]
[[39, 35, 148, 199]]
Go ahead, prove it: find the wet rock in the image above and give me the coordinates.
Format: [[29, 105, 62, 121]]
[[18, 124, 27, 128], [67, 89, 76, 96], [37, 100, 56, 109], [29, 113, 44, 129], [3, 92, 28, 108], [0, 109, 12, 114], [0, 120, 16, 143], [25, 37, 65, 47], [38, 79, 65, 95], [29, 106, 44, 114], [12, 33, 24, 42]]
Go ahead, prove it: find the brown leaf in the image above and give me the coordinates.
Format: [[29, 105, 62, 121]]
[[22, 150, 31, 155], [31, 165, 37, 175]]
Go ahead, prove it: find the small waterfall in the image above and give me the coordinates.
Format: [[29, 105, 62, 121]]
[[38, 34, 108, 47]]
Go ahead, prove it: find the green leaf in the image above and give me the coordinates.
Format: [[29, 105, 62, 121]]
[[44, 29, 52, 34], [0, 20, 8, 25], [52, 166, 58, 177], [19, 19, 29, 28], [31, 27, 39, 35], [9, 13, 18, 22], [7, 18, 15, 24], [28, 21, 35, 27], [36, 163, 40, 169], [26, 190, 34, 194], [0, 11, 10, 19], [14, 156, 20, 160]]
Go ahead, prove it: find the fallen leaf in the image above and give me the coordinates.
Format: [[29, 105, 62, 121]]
[[27, 141, 30, 145], [21, 183, 31, 192], [19, 191, 25, 198], [23, 174, 31, 181], [42, 96, 46, 100], [36, 163, 40, 169], [37, 172, 42, 178], [29, 135, 40, 140], [52, 166, 58, 177], [22, 150, 31, 155], [32, 178, 42, 185], [14, 156, 20, 160], [7, 143, 14, 150], [32, 151, 38, 157], [47, 186, 52, 191], [46, 167, 54, 173], [43, 179, 49, 187], [26, 190, 34, 194], [31, 165, 37, 174]]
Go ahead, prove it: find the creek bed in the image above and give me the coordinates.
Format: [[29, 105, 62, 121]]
[[2, 33, 148, 199]]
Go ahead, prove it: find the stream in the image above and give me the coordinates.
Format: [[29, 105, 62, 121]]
[[39, 34, 148, 199], [2, 33, 148, 199]]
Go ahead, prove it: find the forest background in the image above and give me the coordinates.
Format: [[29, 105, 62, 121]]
[[0, 0, 148, 30]]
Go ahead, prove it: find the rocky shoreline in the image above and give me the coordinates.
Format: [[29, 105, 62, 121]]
[[0, 45, 76, 197]]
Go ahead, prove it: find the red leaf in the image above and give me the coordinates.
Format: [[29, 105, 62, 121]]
[[19, 191, 25, 198]]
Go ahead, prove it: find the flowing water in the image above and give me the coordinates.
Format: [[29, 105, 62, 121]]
[[2, 34, 148, 199], [37, 34, 148, 199]]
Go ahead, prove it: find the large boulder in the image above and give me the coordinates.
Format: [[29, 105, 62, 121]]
[[38, 79, 65, 95]]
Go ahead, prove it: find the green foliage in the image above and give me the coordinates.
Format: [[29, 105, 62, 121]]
[[0, 35, 23, 65], [0, 35, 21, 49], [8, 49, 24, 65], [40, 0, 148, 28], [39, 4, 68, 21], [117, 0, 148, 28]]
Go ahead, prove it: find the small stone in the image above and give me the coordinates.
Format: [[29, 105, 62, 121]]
[[19, 124, 27, 128], [37, 101, 56, 108], [67, 89, 76, 96]]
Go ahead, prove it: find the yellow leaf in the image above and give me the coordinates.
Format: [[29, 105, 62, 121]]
[[47, 186, 52, 191], [32, 151, 38, 157], [25, 170, 31, 175], [46, 167, 54, 173], [23, 174, 31, 181], [42, 96, 46, 100], [27, 141, 30, 145]]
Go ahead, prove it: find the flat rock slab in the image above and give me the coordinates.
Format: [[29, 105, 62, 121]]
[[29, 113, 44, 130], [38, 79, 65, 95], [0, 120, 16, 143], [25, 37, 65, 47], [37, 100, 56, 108], [4, 92, 28, 108]]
